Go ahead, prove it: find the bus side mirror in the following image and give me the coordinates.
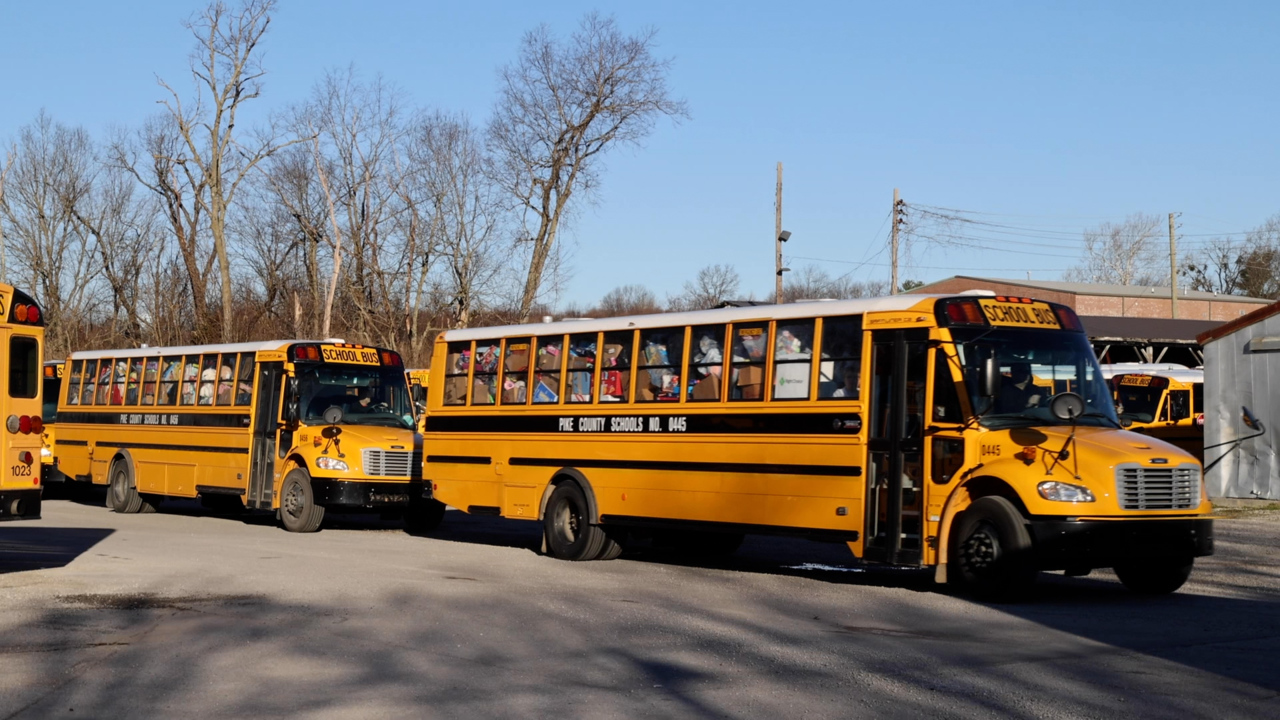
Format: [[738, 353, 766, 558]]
[[283, 377, 299, 423], [977, 346, 1000, 399], [1243, 406, 1265, 433]]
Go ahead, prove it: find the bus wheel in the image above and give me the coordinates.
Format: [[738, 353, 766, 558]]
[[595, 528, 625, 561], [405, 498, 446, 535], [1114, 558, 1193, 595], [543, 482, 606, 561], [108, 461, 144, 514], [279, 469, 325, 533], [950, 496, 1037, 601]]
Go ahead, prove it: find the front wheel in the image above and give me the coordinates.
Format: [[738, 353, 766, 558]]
[[279, 469, 325, 533], [1114, 558, 1193, 595], [543, 482, 607, 561], [949, 496, 1038, 601]]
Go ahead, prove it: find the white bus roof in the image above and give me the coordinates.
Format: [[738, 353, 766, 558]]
[[67, 340, 326, 361], [440, 295, 968, 342]]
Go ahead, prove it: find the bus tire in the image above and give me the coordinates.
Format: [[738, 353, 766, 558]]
[[543, 482, 606, 561], [595, 528, 625, 560], [1114, 558, 1193, 595], [949, 496, 1037, 601], [279, 469, 325, 533], [108, 460, 144, 514], [405, 498, 446, 535]]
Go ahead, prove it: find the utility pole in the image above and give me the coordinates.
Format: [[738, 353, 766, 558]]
[[1169, 212, 1178, 319], [890, 188, 901, 294], [775, 162, 784, 302]]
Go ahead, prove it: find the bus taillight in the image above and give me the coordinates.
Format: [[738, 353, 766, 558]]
[[1054, 306, 1083, 331], [943, 300, 985, 326]]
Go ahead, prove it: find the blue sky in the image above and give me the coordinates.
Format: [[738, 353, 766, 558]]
[[3, 0, 1278, 305]]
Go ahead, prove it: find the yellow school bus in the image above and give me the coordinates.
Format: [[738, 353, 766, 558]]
[[40, 360, 64, 484], [55, 340, 427, 532], [406, 368, 430, 432], [1112, 369, 1205, 462], [0, 285, 45, 521], [421, 294, 1213, 597]]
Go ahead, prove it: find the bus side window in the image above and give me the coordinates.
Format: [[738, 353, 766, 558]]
[[600, 331, 633, 402], [96, 360, 113, 404], [235, 353, 255, 405], [142, 359, 159, 405], [688, 325, 726, 401], [533, 336, 563, 404], [772, 320, 814, 400], [109, 360, 127, 405], [443, 341, 472, 406], [1168, 390, 1190, 421], [159, 356, 182, 406], [67, 360, 83, 405], [471, 342, 499, 406], [82, 360, 100, 405], [729, 323, 769, 401], [216, 354, 236, 405], [932, 349, 963, 422], [1192, 383, 1203, 416], [180, 356, 200, 405], [9, 337, 38, 399], [125, 358, 143, 405], [198, 355, 218, 405], [501, 339, 531, 405], [637, 328, 685, 402], [818, 315, 863, 400], [566, 334, 596, 404]]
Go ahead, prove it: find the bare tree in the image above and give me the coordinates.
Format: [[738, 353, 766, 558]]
[[488, 13, 688, 321], [667, 264, 741, 311], [596, 283, 661, 317], [1182, 215, 1280, 299], [1065, 213, 1164, 286], [777, 265, 889, 303], [152, 0, 304, 340]]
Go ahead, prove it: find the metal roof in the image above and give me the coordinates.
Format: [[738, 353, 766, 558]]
[[1079, 315, 1222, 344], [913, 276, 1270, 304], [1197, 298, 1280, 345]]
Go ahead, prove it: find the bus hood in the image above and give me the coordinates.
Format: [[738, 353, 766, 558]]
[[1002, 425, 1198, 469]]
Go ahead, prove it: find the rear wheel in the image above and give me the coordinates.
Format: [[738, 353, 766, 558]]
[[1114, 558, 1193, 595], [949, 496, 1037, 601], [109, 460, 146, 514], [279, 469, 325, 533], [543, 482, 606, 561]]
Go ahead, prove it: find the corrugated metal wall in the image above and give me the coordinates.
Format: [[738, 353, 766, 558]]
[[1203, 314, 1280, 500]]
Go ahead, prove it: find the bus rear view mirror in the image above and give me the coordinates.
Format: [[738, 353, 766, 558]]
[[1243, 406, 1264, 432], [976, 345, 1000, 399], [283, 377, 299, 423]]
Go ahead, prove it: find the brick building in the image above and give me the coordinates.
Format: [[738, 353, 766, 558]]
[[909, 276, 1269, 321]]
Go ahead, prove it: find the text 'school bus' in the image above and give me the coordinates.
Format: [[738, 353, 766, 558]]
[[1112, 369, 1205, 463], [40, 360, 65, 484], [0, 285, 45, 521], [420, 294, 1213, 598], [54, 340, 427, 532], [406, 368, 430, 432]]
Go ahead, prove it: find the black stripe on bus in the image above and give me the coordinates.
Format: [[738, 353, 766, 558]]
[[196, 485, 246, 496], [56, 411, 251, 429], [426, 455, 492, 465], [94, 441, 249, 455], [426, 412, 863, 436], [508, 457, 861, 477], [599, 514, 860, 543], [58, 439, 88, 446]]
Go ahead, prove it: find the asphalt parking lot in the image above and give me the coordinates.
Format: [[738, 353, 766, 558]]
[[1, 494, 1278, 719]]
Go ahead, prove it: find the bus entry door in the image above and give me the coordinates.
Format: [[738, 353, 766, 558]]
[[865, 329, 927, 565], [247, 362, 285, 510]]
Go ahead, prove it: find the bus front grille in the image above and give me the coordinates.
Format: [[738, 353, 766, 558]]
[[362, 449, 413, 477], [1115, 463, 1200, 510]]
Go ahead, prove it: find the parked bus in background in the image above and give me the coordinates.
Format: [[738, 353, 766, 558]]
[[407, 368, 430, 432], [54, 340, 429, 532], [41, 360, 65, 485], [0, 284, 45, 521], [420, 293, 1213, 598], [1112, 369, 1205, 463]]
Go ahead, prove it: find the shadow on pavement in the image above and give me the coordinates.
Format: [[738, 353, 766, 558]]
[[0, 526, 115, 574]]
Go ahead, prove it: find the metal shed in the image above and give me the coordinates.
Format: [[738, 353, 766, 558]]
[[1197, 301, 1280, 500]]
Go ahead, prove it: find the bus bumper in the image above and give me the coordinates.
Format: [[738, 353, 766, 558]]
[[308, 478, 429, 510], [0, 489, 42, 521], [1029, 517, 1213, 570]]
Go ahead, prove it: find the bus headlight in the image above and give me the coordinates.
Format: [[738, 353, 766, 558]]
[[41, 447, 52, 458], [315, 457, 349, 472], [1037, 481, 1095, 502]]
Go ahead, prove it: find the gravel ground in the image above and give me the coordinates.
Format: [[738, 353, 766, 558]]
[[1, 494, 1277, 719]]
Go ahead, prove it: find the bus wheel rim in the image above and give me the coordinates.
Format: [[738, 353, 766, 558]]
[[962, 527, 999, 574], [283, 482, 304, 518], [557, 502, 578, 543]]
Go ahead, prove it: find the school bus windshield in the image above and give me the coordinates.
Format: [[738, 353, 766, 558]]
[[951, 327, 1118, 429], [297, 363, 414, 429]]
